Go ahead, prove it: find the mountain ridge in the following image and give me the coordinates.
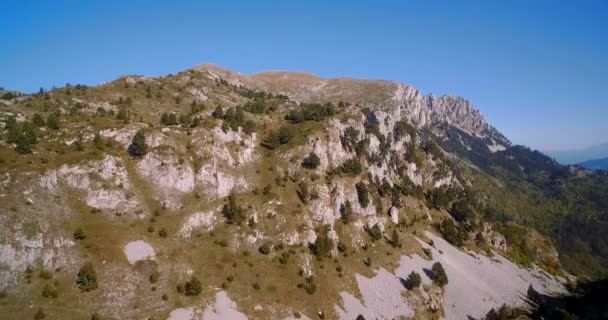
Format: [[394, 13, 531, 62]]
[[0, 63, 606, 320], [190, 63, 511, 148]]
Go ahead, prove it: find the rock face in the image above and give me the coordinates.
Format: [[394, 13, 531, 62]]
[[191, 64, 510, 147]]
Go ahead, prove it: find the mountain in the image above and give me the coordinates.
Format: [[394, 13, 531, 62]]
[[0, 64, 606, 319], [545, 142, 608, 165], [578, 157, 608, 170]]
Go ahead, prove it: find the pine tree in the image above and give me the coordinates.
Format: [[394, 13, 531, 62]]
[[340, 200, 353, 224], [391, 229, 401, 248], [93, 133, 105, 150], [128, 130, 147, 157], [302, 152, 321, 169], [431, 262, 448, 287], [405, 271, 421, 289], [46, 113, 60, 130]]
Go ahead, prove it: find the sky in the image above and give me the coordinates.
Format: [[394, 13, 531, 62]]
[[1, 0, 607, 151]]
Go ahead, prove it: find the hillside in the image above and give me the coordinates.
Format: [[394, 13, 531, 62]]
[[578, 157, 608, 171], [0, 64, 606, 319]]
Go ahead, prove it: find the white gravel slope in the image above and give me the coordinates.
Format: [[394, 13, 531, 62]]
[[336, 231, 565, 320]]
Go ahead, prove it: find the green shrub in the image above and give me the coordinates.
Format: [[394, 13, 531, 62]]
[[405, 271, 421, 290], [34, 307, 46, 320], [339, 158, 363, 175], [222, 194, 245, 224], [390, 229, 401, 248], [431, 262, 448, 287], [339, 200, 353, 224], [393, 120, 417, 141], [46, 112, 60, 130], [286, 102, 335, 123], [93, 133, 105, 150], [76, 262, 98, 292], [312, 226, 334, 257], [127, 129, 147, 157], [258, 243, 271, 255], [116, 106, 129, 122], [160, 113, 178, 125], [302, 152, 321, 169], [73, 228, 86, 240], [262, 126, 294, 149], [149, 271, 160, 283], [41, 284, 58, 298], [439, 219, 466, 247], [356, 182, 370, 207], [184, 276, 202, 296], [366, 224, 382, 241]]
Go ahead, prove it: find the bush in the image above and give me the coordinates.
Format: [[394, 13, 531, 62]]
[[116, 106, 129, 122], [339, 158, 363, 175], [303, 276, 316, 294], [339, 200, 353, 224], [258, 243, 271, 255], [356, 182, 370, 208], [285, 102, 335, 123], [149, 271, 160, 283], [340, 127, 360, 150], [431, 262, 448, 287], [160, 113, 178, 125], [76, 262, 98, 292], [41, 284, 58, 298], [93, 133, 105, 150], [222, 194, 245, 224], [7, 121, 38, 154], [390, 229, 401, 248], [128, 130, 147, 157], [262, 126, 294, 149], [184, 276, 202, 296], [242, 120, 256, 135], [405, 271, 421, 290], [366, 224, 382, 241], [46, 112, 60, 130], [393, 120, 417, 141], [312, 226, 334, 257], [439, 219, 466, 247], [34, 307, 46, 320], [73, 228, 86, 240], [302, 152, 321, 169]]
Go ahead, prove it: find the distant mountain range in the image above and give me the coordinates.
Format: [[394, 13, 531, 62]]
[[545, 142, 608, 165], [578, 157, 608, 170]]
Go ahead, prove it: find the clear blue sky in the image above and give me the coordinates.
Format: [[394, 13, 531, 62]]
[[1, 0, 607, 151]]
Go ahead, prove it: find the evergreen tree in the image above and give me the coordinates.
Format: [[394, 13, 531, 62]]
[[302, 152, 321, 169], [46, 113, 60, 130], [128, 130, 147, 157], [339, 200, 353, 224], [93, 133, 105, 150], [405, 271, 421, 289], [116, 106, 129, 122], [391, 229, 401, 248], [356, 182, 370, 207], [431, 262, 448, 287]]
